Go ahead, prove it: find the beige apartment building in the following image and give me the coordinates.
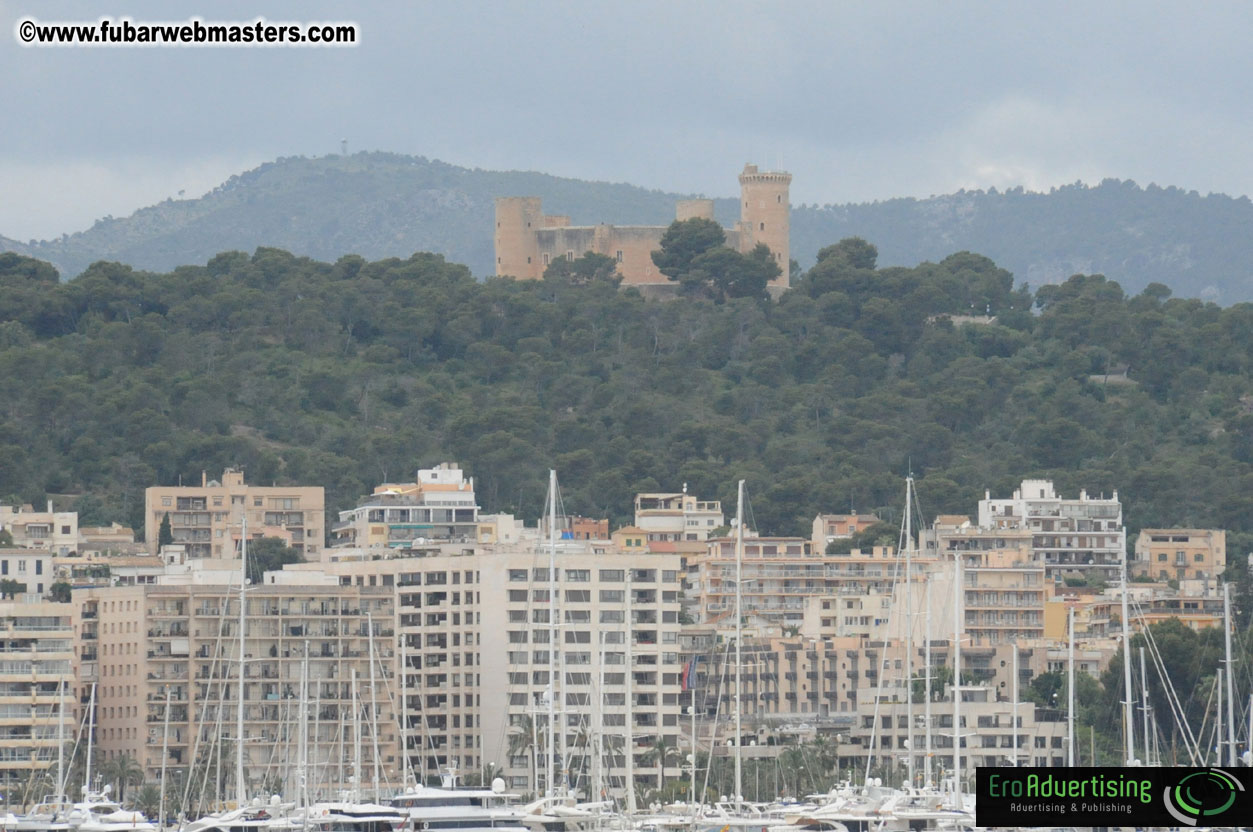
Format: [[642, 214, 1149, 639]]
[[144, 469, 325, 560], [75, 568, 395, 799], [1131, 528, 1226, 582], [978, 479, 1124, 583], [810, 513, 882, 552], [0, 504, 78, 555], [0, 599, 74, 808], [0, 550, 54, 597], [634, 491, 725, 542], [331, 463, 480, 550], [282, 541, 685, 800]]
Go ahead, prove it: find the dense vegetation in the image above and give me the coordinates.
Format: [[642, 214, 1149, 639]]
[[2, 241, 1251, 561], [4, 152, 1253, 301]]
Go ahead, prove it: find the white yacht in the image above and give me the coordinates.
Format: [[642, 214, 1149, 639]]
[[386, 780, 528, 832]]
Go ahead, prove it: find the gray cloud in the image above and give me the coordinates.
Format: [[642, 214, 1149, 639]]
[[2, 0, 1250, 240]]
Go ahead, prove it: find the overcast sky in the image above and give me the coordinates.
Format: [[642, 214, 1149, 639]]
[[3, 0, 1252, 241]]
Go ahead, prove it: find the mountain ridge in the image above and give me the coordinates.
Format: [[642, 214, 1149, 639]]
[[5, 151, 1253, 301]]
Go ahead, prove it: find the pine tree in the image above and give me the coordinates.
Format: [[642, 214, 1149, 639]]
[[159, 512, 174, 548]]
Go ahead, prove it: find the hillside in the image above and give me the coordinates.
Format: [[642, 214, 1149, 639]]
[[4, 152, 1253, 302], [1, 244, 1250, 558]]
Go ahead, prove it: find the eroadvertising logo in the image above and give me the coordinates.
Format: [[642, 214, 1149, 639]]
[[976, 766, 1252, 827]]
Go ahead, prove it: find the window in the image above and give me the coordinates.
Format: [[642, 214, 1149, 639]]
[[508, 590, 527, 603], [565, 590, 590, 603], [542, 253, 550, 265], [760, 222, 765, 231], [565, 251, 574, 262], [565, 569, 590, 582], [600, 590, 624, 603], [161, 497, 172, 506], [508, 569, 527, 582], [616, 250, 623, 262], [600, 610, 624, 624], [599, 569, 624, 582]]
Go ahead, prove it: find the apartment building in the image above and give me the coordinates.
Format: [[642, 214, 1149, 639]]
[[634, 491, 725, 542], [978, 479, 1124, 583], [332, 463, 480, 550], [75, 566, 395, 799], [144, 469, 325, 561], [1131, 529, 1226, 582], [0, 550, 53, 597], [837, 683, 1068, 779], [0, 599, 74, 807], [810, 513, 881, 552], [0, 504, 78, 555]]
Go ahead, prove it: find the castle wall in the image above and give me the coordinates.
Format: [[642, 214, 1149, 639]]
[[494, 166, 789, 289]]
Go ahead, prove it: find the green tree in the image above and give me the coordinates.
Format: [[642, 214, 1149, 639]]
[[158, 512, 174, 548], [651, 218, 726, 279], [49, 581, 72, 602], [245, 536, 303, 583], [641, 735, 678, 796], [99, 753, 144, 802], [0, 579, 27, 599]]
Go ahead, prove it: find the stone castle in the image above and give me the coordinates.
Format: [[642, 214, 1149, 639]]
[[494, 164, 791, 292]]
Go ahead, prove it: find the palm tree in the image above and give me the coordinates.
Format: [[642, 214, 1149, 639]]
[[134, 783, 161, 818], [100, 753, 145, 803], [641, 736, 678, 798], [507, 715, 537, 798]]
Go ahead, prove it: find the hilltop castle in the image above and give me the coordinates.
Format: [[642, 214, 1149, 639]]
[[494, 164, 791, 292]]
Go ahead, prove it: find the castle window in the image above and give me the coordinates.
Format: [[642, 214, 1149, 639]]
[[566, 251, 574, 262], [497, 257, 501, 264], [543, 253, 550, 266], [777, 195, 782, 203], [616, 250, 623, 262], [760, 222, 765, 231], [527, 257, 532, 264]]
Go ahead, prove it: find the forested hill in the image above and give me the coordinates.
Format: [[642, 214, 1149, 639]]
[[3, 152, 1253, 301], [1, 244, 1251, 555]]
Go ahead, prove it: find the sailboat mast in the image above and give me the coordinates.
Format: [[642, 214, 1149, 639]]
[[903, 476, 914, 786], [1224, 583, 1236, 766], [1139, 646, 1151, 766], [236, 510, 248, 807], [734, 479, 744, 811], [160, 684, 172, 826], [400, 634, 411, 790], [546, 469, 558, 797], [298, 645, 309, 811], [56, 677, 65, 798], [368, 614, 381, 800], [352, 668, 362, 802], [85, 682, 96, 795], [1011, 645, 1018, 767], [1067, 607, 1075, 766], [624, 570, 637, 815], [1119, 556, 1135, 765], [924, 579, 932, 784], [952, 551, 962, 809]]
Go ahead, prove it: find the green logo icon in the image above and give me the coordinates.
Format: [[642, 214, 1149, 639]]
[[1164, 768, 1243, 826]]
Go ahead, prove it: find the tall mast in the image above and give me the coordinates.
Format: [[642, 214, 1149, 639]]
[[1224, 583, 1236, 766], [56, 677, 66, 799], [1119, 556, 1135, 765], [400, 634, 411, 790], [734, 480, 745, 811], [1011, 645, 1018, 767], [160, 684, 172, 826], [624, 570, 637, 815], [903, 476, 914, 786], [1067, 606, 1075, 766], [298, 645, 309, 811], [84, 682, 96, 795], [952, 551, 962, 809], [368, 614, 381, 800], [236, 510, 248, 807], [1139, 646, 1151, 766], [352, 668, 362, 802], [924, 579, 932, 785], [1216, 670, 1223, 766], [592, 620, 604, 804], [546, 469, 558, 797]]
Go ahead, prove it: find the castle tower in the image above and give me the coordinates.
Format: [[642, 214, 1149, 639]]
[[737, 164, 792, 289], [675, 199, 716, 222], [494, 197, 544, 279]]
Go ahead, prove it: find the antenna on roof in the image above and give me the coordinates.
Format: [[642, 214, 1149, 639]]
[[341, 138, 348, 156]]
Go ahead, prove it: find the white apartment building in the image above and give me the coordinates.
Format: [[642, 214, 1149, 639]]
[[332, 463, 480, 549], [634, 491, 724, 542], [0, 550, 53, 597], [0, 599, 74, 807], [0, 504, 78, 555], [978, 479, 1125, 583]]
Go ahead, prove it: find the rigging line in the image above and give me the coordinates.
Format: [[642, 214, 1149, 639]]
[[700, 638, 733, 805], [1137, 600, 1200, 763]]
